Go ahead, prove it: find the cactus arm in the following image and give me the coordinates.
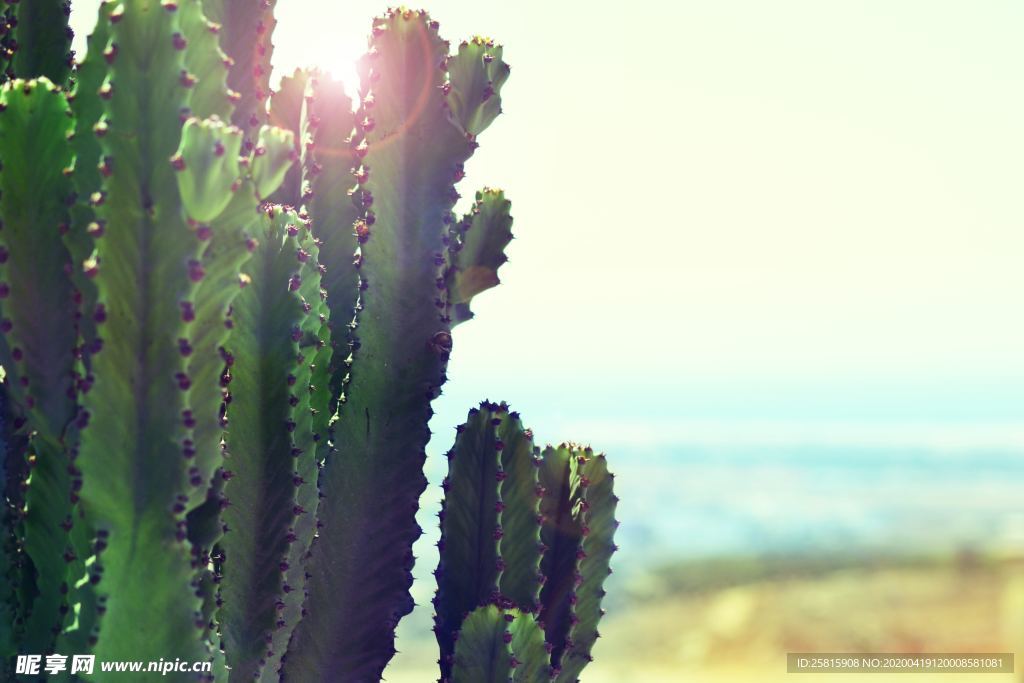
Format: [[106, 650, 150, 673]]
[[66, 0, 115, 371], [218, 207, 328, 680], [450, 605, 513, 683], [266, 69, 309, 207], [271, 270, 331, 682], [434, 402, 541, 680], [537, 446, 582, 672], [203, 0, 277, 145], [508, 610, 550, 682], [446, 189, 513, 328], [71, 1, 254, 667], [179, 0, 233, 120], [495, 411, 543, 612], [284, 13, 511, 680], [300, 72, 360, 414], [434, 404, 503, 679], [0, 78, 81, 652], [555, 452, 618, 683], [446, 37, 510, 139], [9, 0, 74, 85], [451, 606, 548, 683], [538, 446, 618, 681], [0, 79, 77, 443]]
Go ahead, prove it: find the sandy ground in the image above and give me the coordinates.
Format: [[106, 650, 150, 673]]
[[383, 555, 1024, 682]]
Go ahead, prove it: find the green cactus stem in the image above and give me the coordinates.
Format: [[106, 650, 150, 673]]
[[434, 401, 542, 680], [218, 206, 330, 681], [71, 0, 292, 667], [266, 68, 310, 207], [65, 0, 115, 374], [203, 0, 277, 148], [445, 188, 513, 328], [179, 0, 233, 121], [300, 71, 360, 415], [538, 445, 619, 682], [8, 0, 75, 86], [0, 77, 82, 653], [450, 605, 549, 683], [284, 12, 511, 680]]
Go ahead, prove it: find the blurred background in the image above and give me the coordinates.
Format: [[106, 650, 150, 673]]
[[74, 1, 1024, 680]]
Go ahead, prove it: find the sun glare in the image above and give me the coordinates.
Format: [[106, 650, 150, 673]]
[[271, 3, 366, 105]]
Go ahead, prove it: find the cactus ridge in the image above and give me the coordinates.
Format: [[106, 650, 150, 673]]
[[0, 77, 82, 654], [179, 0, 234, 121], [537, 445, 619, 682], [205, 0, 278, 147], [554, 450, 618, 682], [266, 68, 310, 207], [300, 70, 360, 417], [66, 0, 116, 375], [218, 205, 330, 681]]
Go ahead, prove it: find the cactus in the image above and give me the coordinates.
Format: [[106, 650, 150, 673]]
[[283, 13, 514, 680], [435, 403, 619, 682], [450, 605, 548, 683], [0, 3, 619, 681], [215, 205, 330, 680], [1, 0, 75, 86]]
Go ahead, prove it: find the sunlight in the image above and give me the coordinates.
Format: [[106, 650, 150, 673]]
[[271, 2, 366, 104]]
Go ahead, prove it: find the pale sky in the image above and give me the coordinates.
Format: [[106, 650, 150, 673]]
[[72, 1, 1024, 441]]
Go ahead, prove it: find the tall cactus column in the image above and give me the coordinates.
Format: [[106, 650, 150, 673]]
[[70, 0, 292, 668], [285, 12, 511, 680], [2, 0, 74, 85], [217, 206, 331, 681], [0, 77, 80, 655]]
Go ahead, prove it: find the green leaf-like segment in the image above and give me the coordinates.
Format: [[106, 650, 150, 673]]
[[555, 452, 618, 683], [0, 78, 80, 653], [538, 445, 618, 682], [434, 401, 541, 680], [73, 1, 256, 669], [446, 189, 513, 328], [203, 0, 277, 146], [67, 0, 115, 370], [219, 206, 330, 681], [301, 71, 359, 415], [9, 0, 74, 86], [451, 606, 548, 683], [266, 69, 309, 207], [179, 0, 233, 121], [285, 11, 510, 680]]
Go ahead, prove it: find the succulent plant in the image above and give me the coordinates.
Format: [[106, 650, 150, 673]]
[[0, 2, 617, 681], [436, 402, 619, 682]]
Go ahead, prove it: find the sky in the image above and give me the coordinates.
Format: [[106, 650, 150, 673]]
[[71, 0, 1024, 447]]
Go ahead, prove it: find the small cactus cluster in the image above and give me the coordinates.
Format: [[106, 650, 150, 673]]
[[435, 402, 619, 682], [0, 2, 618, 682]]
